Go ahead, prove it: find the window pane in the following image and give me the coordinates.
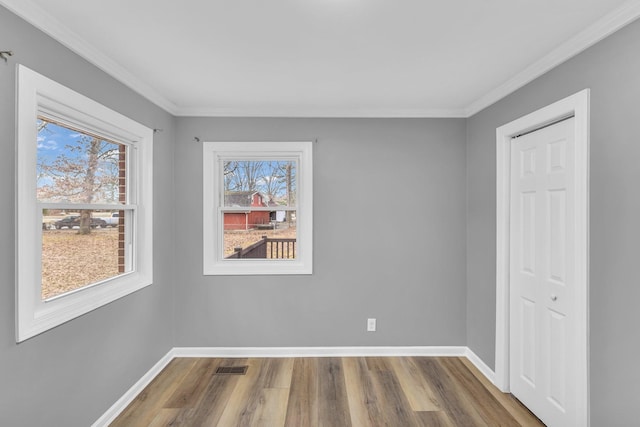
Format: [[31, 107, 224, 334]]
[[37, 118, 126, 204], [41, 209, 129, 300], [223, 210, 297, 259], [223, 160, 296, 208]]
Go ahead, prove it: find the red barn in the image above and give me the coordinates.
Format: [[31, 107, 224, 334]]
[[223, 191, 271, 230]]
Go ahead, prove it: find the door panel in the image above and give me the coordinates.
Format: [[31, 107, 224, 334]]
[[521, 298, 537, 386], [548, 309, 566, 409], [509, 117, 575, 426], [520, 191, 536, 275], [548, 189, 566, 283]]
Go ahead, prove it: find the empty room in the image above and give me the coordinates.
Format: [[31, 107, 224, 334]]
[[1, 1, 639, 426]]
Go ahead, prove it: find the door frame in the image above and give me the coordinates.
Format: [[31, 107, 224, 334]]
[[495, 89, 590, 426]]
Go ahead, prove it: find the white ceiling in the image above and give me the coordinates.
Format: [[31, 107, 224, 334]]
[[3, 0, 640, 117]]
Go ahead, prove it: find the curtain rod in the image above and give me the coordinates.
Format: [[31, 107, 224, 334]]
[[1, 51, 13, 62]]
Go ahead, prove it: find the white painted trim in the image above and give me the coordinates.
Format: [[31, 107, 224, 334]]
[[15, 65, 154, 342], [203, 141, 313, 276], [172, 346, 468, 358], [0, 0, 179, 115], [93, 345, 497, 425], [175, 107, 467, 118], [495, 89, 590, 426], [91, 349, 175, 427], [465, 348, 496, 384], [1, 0, 637, 118], [465, 0, 640, 117]]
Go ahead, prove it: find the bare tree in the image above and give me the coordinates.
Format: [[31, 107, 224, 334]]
[[285, 162, 294, 223], [223, 160, 296, 226], [77, 137, 101, 234], [224, 160, 264, 192], [37, 123, 120, 234], [260, 161, 287, 202]]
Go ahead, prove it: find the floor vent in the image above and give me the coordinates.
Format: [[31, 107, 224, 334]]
[[215, 366, 248, 375]]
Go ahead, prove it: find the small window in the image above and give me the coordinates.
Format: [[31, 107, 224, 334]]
[[16, 65, 153, 342], [203, 141, 313, 275]]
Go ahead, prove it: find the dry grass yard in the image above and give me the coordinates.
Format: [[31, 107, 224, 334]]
[[41, 228, 120, 300], [40, 223, 298, 299]]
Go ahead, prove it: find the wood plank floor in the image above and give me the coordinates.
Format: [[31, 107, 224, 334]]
[[110, 356, 545, 427]]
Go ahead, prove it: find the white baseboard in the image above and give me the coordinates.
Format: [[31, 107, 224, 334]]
[[465, 347, 496, 384], [91, 349, 175, 427], [172, 345, 467, 358], [93, 345, 496, 425]]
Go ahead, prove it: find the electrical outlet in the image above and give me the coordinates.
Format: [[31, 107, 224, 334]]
[[367, 318, 376, 332]]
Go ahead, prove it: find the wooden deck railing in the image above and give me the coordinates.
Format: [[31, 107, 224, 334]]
[[226, 236, 296, 259]]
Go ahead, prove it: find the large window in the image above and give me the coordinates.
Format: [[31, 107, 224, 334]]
[[16, 65, 153, 342], [203, 141, 313, 275]]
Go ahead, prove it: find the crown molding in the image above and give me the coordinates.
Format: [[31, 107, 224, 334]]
[[174, 106, 467, 118], [0, 0, 179, 115], [465, 0, 640, 117], [3, 0, 640, 118]]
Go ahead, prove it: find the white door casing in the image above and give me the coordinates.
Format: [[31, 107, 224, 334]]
[[496, 90, 589, 427]]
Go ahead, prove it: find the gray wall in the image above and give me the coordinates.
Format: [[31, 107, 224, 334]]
[[0, 7, 175, 426], [466, 17, 640, 426], [173, 118, 467, 348], [5, 1, 639, 425]]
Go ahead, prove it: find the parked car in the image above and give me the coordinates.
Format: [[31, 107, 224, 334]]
[[103, 212, 120, 227], [54, 216, 107, 229]]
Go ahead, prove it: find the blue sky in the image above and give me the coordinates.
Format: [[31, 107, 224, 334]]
[[37, 119, 121, 203], [36, 119, 93, 166]]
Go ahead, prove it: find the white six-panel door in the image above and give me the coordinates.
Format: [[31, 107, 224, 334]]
[[509, 117, 577, 426]]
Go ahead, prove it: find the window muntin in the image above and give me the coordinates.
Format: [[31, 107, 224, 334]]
[[203, 142, 312, 275], [16, 65, 153, 342]]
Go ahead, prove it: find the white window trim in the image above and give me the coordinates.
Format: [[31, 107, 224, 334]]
[[16, 65, 153, 342], [203, 141, 313, 275]]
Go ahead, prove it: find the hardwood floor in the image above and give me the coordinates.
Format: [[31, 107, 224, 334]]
[[110, 356, 545, 427]]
